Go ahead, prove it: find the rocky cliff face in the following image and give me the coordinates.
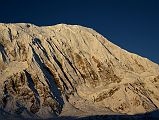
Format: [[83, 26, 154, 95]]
[[0, 23, 159, 119]]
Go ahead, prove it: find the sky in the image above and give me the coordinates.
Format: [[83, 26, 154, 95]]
[[0, 0, 159, 64]]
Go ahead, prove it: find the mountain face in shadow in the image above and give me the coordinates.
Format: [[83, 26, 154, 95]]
[[0, 108, 159, 120], [64, 110, 159, 120], [0, 23, 159, 119], [54, 109, 159, 120]]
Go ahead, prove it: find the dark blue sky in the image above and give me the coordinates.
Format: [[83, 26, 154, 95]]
[[0, 0, 159, 63]]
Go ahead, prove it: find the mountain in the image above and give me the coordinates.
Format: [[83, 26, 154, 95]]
[[0, 23, 159, 119]]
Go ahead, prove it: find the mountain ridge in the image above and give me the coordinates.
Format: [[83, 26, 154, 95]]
[[0, 23, 159, 119]]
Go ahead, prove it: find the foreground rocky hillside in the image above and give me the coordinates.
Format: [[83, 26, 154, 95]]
[[0, 23, 159, 119]]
